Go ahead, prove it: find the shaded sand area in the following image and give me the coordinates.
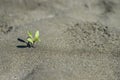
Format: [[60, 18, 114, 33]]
[[0, 0, 120, 80]]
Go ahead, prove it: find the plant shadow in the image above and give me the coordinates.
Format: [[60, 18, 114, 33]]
[[16, 45, 28, 48], [16, 38, 28, 48], [17, 38, 27, 43]]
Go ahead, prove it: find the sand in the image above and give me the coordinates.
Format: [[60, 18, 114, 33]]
[[0, 0, 120, 80]]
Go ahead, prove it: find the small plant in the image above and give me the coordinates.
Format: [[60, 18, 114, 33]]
[[27, 30, 40, 47]]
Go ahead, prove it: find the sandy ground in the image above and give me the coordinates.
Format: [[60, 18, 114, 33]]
[[0, 0, 120, 80]]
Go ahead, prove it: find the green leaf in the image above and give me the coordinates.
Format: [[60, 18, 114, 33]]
[[35, 31, 39, 39], [27, 38, 33, 44], [34, 31, 40, 42], [27, 31, 33, 39]]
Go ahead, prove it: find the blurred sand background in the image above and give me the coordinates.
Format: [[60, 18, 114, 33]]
[[0, 0, 120, 80]]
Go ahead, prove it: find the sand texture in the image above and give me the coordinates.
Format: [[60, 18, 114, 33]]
[[0, 0, 120, 80]]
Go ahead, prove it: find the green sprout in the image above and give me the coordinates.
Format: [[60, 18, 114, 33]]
[[27, 30, 40, 47]]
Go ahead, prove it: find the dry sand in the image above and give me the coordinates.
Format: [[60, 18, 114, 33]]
[[0, 0, 120, 80]]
